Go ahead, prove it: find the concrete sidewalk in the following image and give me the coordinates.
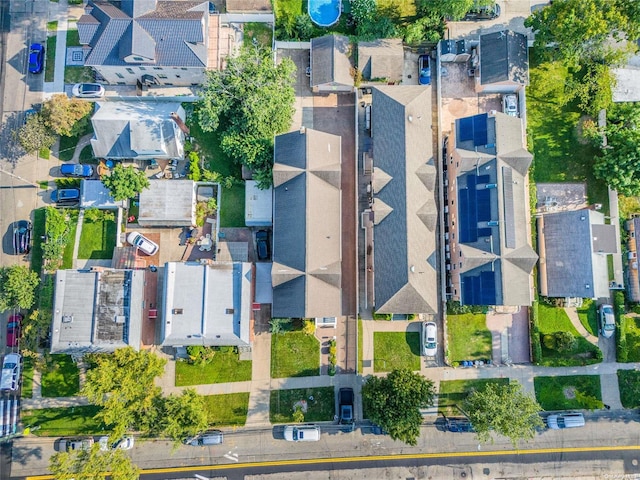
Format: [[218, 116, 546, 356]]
[[44, 0, 68, 96]]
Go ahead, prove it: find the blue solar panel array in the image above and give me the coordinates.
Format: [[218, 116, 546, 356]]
[[462, 271, 497, 305], [457, 114, 489, 146], [459, 174, 493, 243]]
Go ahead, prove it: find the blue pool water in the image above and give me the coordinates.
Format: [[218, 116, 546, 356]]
[[308, 0, 341, 27]]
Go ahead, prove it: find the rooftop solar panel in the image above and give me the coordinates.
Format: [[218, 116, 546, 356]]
[[476, 189, 492, 222], [473, 114, 488, 146], [458, 117, 474, 142]]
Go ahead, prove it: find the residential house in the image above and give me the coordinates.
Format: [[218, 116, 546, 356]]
[[271, 128, 342, 318], [77, 0, 211, 85], [475, 30, 528, 93], [310, 34, 354, 93], [538, 210, 618, 299], [160, 262, 252, 347], [138, 179, 196, 227], [90, 101, 186, 161], [51, 269, 144, 353], [445, 112, 537, 306], [80, 179, 126, 210], [358, 39, 404, 83], [626, 217, 640, 302], [370, 86, 438, 315]]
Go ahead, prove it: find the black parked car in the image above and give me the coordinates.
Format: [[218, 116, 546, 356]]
[[338, 388, 354, 425], [446, 418, 475, 433], [12, 220, 32, 255], [256, 230, 270, 261]]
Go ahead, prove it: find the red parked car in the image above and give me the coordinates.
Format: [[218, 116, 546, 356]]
[[6, 314, 23, 347]]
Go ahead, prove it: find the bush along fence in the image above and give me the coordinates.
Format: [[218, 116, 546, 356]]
[[615, 291, 628, 362], [530, 300, 542, 365]]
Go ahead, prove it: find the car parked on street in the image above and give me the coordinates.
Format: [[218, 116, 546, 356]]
[[546, 412, 585, 429], [256, 230, 270, 261], [51, 188, 80, 206], [445, 418, 474, 432], [418, 54, 431, 85], [6, 314, 23, 347], [99, 435, 135, 451], [127, 231, 159, 256], [59, 437, 94, 452], [60, 163, 93, 178], [599, 304, 615, 338], [284, 425, 321, 442], [12, 220, 32, 254], [338, 388, 354, 425], [502, 94, 518, 117], [1, 353, 22, 391], [422, 321, 437, 357], [28, 43, 44, 74], [183, 430, 223, 446], [71, 83, 105, 98]]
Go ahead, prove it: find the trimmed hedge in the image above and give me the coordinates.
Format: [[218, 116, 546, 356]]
[[615, 291, 628, 362], [530, 300, 542, 364]]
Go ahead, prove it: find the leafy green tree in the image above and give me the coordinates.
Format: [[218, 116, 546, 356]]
[[403, 14, 444, 44], [293, 14, 314, 40], [82, 347, 166, 438], [357, 16, 399, 40], [101, 164, 150, 201], [15, 114, 56, 154], [525, 0, 640, 64], [554, 331, 577, 351], [40, 94, 93, 137], [464, 382, 543, 447], [197, 45, 295, 188], [0, 265, 40, 312], [49, 444, 139, 480], [161, 389, 209, 442], [593, 103, 640, 196], [416, 0, 487, 20], [350, 0, 376, 25], [362, 369, 435, 445]]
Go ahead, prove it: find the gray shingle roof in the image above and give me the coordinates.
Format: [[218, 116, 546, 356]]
[[79, 0, 208, 67], [311, 34, 353, 88], [371, 86, 438, 315], [480, 30, 528, 86], [452, 112, 537, 306], [358, 38, 404, 82], [272, 129, 342, 318], [538, 209, 613, 298], [90, 101, 185, 160]]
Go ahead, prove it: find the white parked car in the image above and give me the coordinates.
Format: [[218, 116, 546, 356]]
[[422, 322, 437, 357], [502, 94, 518, 117], [283, 425, 320, 442], [99, 435, 134, 451], [71, 83, 105, 98], [599, 304, 615, 338], [127, 231, 159, 256], [1, 353, 22, 391]]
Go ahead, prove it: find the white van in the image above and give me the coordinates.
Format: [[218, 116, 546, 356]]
[[283, 425, 321, 442], [0, 354, 22, 391], [546, 412, 585, 429]]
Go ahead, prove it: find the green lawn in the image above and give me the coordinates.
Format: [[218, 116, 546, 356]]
[[373, 331, 420, 372], [271, 331, 320, 378], [220, 183, 245, 227], [175, 351, 252, 386], [190, 124, 241, 178], [270, 387, 335, 423], [527, 51, 609, 209], [623, 315, 640, 362], [66, 24, 80, 46], [438, 378, 509, 416], [41, 354, 80, 397], [58, 120, 93, 162], [203, 393, 250, 427], [77, 218, 117, 259], [45, 35, 57, 82], [537, 303, 601, 366], [377, 0, 416, 17], [21, 357, 34, 399], [62, 213, 78, 269], [21, 406, 105, 436], [534, 375, 602, 411], [31, 208, 46, 274], [618, 370, 640, 408], [243, 22, 273, 47], [79, 145, 97, 164], [446, 313, 492, 362], [64, 66, 94, 85], [47, 21, 58, 31], [577, 299, 598, 336]]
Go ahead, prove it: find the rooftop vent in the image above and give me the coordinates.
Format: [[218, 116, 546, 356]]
[[172, 308, 184, 315], [225, 308, 235, 314], [114, 315, 126, 324], [62, 315, 73, 324]]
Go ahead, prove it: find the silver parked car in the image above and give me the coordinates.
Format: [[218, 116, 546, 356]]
[[127, 231, 159, 256], [71, 83, 105, 98]]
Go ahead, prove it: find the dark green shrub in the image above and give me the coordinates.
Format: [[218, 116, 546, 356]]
[[372, 311, 393, 320], [542, 334, 556, 350], [446, 300, 488, 315], [554, 331, 577, 352], [530, 301, 542, 364]]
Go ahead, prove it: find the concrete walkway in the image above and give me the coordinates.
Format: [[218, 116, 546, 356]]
[[44, 0, 68, 95], [565, 307, 599, 346], [70, 208, 84, 269]]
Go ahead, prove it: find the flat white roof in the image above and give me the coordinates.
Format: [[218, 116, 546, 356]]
[[245, 180, 273, 226]]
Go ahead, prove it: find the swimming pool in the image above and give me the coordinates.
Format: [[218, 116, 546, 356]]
[[308, 0, 341, 27]]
